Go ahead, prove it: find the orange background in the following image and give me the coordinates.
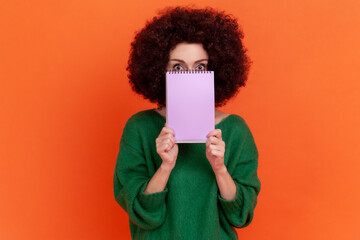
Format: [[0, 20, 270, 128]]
[[1, 0, 360, 239]]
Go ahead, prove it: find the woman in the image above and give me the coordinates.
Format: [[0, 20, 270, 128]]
[[114, 7, 261, 239]]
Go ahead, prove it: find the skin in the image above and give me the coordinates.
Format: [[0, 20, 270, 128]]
[[144, 43, 237, 201]]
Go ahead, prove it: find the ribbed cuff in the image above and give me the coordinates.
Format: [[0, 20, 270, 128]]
[[138, 182, 168, 212], [218, 183, 243, 213]]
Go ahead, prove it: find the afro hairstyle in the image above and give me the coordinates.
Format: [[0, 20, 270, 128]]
[[127, 6, 251, 107]]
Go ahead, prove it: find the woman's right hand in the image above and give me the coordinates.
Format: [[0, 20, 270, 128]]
[[156, 123, 178, 171]]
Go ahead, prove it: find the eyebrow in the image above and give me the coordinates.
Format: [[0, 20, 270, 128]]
[[169, 59, 208, 63]]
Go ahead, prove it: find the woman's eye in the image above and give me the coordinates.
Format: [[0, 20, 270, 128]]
[[195, 64, 207, 71], [173, 64, 184, 71]]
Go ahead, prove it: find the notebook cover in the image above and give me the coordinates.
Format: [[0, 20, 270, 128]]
[[166, 71, 215, 143]]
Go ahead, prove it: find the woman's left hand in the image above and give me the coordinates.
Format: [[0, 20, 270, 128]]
[[206, 129, 226, 174]]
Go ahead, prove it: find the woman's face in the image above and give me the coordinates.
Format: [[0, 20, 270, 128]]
[[167, 43, 209, 71]]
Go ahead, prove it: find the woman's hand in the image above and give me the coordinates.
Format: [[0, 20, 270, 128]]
[[156, 123, 178, 171], [144, 124, 177, 195], [206, 129, 236, 201], [206, 129, 226, 174]]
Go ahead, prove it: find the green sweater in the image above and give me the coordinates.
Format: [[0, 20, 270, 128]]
[[113, 109, 261, 239]]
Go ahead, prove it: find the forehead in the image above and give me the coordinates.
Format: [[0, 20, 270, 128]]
[[169, 43, 208, 60]]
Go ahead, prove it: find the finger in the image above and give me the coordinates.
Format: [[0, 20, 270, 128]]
[[206, 129, 216, 138], [157, 133, 175, 144], [208, 144, 224, 151], [160, 127, 173, 135], [207, 136, 221, 144], [209, 149, 224, 158], [158, 142, 173, 153], [206, 136, 224, 146], [157, 136, 175, 147], [206, 140, 224, 150], [214, 129, 222, 138], [207, 129, 222, 139], [159, 127, 175, 137]]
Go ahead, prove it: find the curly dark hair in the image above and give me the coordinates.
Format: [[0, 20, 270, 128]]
[[127, 6, 251, 107]]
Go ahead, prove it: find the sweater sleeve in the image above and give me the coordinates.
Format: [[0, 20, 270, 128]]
[[113, 118, 167, 230], [218, 124, 261, 228]]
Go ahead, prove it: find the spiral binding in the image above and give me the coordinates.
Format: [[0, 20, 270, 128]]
[[167, 70, 213, 74]]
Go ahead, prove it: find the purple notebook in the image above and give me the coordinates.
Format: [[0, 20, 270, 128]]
[[166, 71, 215, 143]]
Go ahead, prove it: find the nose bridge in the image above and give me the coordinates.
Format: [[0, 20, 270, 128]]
[[186, 60, 197, 70]]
